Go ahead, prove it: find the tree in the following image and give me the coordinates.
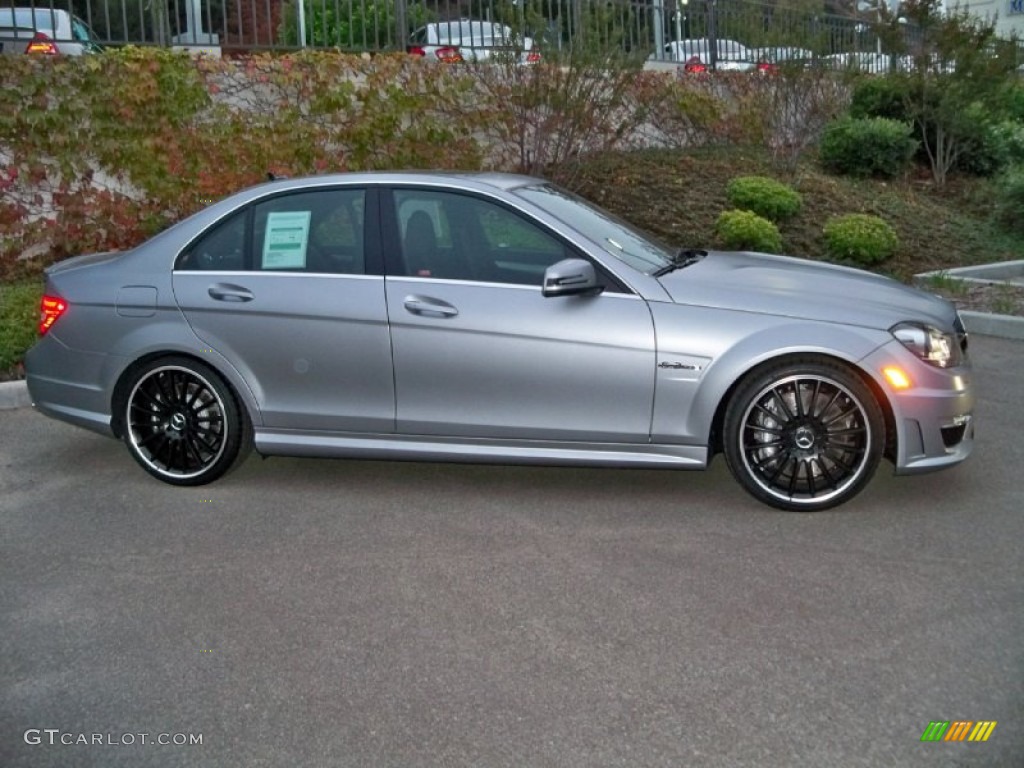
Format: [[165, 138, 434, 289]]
[[897, 0, 1021, 186]]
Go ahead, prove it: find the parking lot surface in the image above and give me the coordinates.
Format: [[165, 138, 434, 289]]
[[2, 335, 1022, 767]]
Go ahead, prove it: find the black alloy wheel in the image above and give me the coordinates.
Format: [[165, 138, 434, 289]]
[[123, 357, 251, 485], [724, 358, 884, 511]]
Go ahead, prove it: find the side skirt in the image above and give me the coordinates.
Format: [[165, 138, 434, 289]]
[[254, 429, 709, 469]]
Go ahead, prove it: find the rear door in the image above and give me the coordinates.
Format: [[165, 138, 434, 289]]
[[172, 186, 395, 433]]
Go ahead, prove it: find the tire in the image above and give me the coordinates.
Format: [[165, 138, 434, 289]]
[[121, 356, 252, 486], [723, 357, 884, 512]]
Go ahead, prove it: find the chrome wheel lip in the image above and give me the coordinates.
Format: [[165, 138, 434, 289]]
[[126, 365, 228, 480], [738, 374, 872, 506]]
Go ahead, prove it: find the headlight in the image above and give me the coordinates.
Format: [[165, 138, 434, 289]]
[[890, 322, 962, 368]]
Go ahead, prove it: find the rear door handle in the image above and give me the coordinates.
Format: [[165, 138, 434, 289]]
[[208, 283, 254, 302], [404, 295, 458, 318]]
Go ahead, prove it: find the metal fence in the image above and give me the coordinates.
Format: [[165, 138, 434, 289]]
[[2, 0, 1021, 64]]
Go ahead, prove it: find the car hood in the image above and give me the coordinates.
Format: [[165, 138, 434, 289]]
[[655, 251, 958, 330]]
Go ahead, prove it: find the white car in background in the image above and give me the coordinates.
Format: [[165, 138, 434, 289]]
[[408, 19, 540, 64], [0, 7, 102, 55], [657, 38, 756, 71]]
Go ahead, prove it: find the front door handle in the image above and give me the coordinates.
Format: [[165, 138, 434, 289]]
[[208, 283, 254, 302], [404, 295, 458, 318]]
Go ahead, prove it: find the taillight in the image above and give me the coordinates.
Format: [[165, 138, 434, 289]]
[[434, 45, 463, 63], [683, 56, 707, 74], [26, 32, 60, 55], [526, 50, 542, 63], [756, 61, 777, 74], [39, 295, 68, 335], [408, 45, 426, 57]]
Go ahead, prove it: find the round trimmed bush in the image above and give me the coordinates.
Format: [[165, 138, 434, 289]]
[[823, 214, 899, 266], [716, 209, 783, 253], [819, 117, 918, 178], [726, 176, 803, 222]]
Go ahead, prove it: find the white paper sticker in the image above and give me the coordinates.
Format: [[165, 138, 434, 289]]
[[262, 211, 311, 270]]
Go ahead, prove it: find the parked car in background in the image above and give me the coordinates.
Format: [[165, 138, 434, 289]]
[[25, 172, 974, 511], [822, 51, 896, 74], [656, 38, 757, 71], [0, 7, 102, 55], [408, 19, 540, 64], [750, 46, 816, 69]]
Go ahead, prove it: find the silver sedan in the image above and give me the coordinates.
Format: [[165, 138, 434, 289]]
[[25, 172, 974, 510]]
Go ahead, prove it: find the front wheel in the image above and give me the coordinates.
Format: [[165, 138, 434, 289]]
[[723, 358, 884, 511], [121, 357, 252, 486]]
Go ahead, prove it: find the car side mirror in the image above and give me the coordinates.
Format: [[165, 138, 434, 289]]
[[542, 258, 603, 298]]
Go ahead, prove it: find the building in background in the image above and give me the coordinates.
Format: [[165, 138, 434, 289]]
[[948, 0, 1023, 38]]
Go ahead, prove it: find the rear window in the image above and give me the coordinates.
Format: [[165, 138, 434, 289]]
[[0, 8, 63, 30]]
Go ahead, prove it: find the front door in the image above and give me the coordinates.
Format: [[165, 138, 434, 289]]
[[384, 188, 656, 443]]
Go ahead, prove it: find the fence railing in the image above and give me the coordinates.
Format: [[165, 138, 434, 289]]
[[2, 0, 1021, 66]]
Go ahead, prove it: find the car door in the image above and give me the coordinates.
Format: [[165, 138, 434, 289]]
[[172, 186, 395, 433], [383, 187, 657, 443]]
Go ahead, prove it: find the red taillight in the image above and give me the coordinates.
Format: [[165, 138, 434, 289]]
[[756, 61, 777, 74], [26, 32, 60, 55], [408, 45, 426, 57], [434, 45, 463, 63], [683, 56, 707, 74], [39, 295, 67, 335], [526, 50, 542, 63]]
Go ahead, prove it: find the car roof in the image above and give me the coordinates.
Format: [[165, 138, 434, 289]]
[[251, 170, 545, 196]]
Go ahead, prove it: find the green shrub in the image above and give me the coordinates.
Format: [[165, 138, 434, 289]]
[[726, 176, 802, 222], [995, 166, 1024, 236], [0, 280, 43, 374], [849, 75, 912, 122], [716, 209, 783, 253], [823, 214, 899, 266], [819, 117, 918, 178]]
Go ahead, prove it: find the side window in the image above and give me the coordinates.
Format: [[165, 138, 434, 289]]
[[394, 190, 568, 286], [71, 18, 90, 41], [176, 209, 247, 271], [251, 189, 365, 274], [176, 189, 366, 273]]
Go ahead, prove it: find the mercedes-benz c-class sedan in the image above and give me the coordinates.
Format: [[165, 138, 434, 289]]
[[25, 172, 974, 510]]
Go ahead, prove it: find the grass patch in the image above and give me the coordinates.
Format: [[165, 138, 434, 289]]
[[0, 280, 43, 378]]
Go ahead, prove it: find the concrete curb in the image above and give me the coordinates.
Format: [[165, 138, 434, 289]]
[[0, 379, 30, 410], [1, 312, 1022, 411], [960, 310, 1024, 341]]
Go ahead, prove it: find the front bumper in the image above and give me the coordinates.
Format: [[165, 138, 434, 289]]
[[861, 341, 974, 475]]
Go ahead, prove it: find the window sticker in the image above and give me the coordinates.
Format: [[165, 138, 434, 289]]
[[262, 211, 311, 270]]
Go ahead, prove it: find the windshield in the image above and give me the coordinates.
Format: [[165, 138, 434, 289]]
[[514, 184, 674, 274]]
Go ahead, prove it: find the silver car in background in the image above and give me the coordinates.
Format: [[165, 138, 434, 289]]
[[0, 7, 102, 55], [25, 172, 974, 511]]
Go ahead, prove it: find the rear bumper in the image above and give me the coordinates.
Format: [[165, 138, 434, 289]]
[[25, 334, 119, 438]]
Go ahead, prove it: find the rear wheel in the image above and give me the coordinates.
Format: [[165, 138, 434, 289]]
[[122, 357, 251, 486], [723, 358, 884, 511]]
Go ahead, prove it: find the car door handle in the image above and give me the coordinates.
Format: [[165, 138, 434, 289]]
[[403, 295, 458, 318], [208, 284, 254, 302]]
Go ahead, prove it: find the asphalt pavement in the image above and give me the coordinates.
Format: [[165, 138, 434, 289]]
[[1, 335, 1022, 767]]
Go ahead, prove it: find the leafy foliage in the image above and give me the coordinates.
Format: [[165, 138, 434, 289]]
[[726, 176, 802, 222], [823, 214, 899, 266], [994, 167, 1024, 237], [819, 116, 918, 178], [0, 280, 42, 374], [715, 209, 783, 253], [895, 0, 1022, 186]]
